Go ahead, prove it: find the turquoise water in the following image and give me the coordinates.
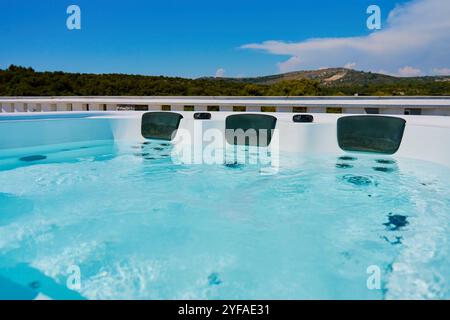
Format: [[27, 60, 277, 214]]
[[1, 140, 450, 299]]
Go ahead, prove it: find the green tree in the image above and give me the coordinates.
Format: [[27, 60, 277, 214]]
[[267, 79, 322, 96]]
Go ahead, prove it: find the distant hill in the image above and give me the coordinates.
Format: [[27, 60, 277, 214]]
[[207, 68, 450, 87], [1, 65, 449, 96]]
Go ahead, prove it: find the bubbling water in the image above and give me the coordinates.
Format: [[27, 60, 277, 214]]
[[1, 140, 450, 299]]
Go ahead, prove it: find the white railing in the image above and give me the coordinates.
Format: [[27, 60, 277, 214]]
[[1, 96, 450, 116]]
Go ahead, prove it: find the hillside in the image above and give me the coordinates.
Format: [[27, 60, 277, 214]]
[[211, 68, 450, 87], [1, 65, 449, 96]]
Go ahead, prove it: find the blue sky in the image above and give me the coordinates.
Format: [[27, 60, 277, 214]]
[[0, 0, 448, 78]]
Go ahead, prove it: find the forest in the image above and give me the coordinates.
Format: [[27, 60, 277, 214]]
[[1, 65, 449, 96]]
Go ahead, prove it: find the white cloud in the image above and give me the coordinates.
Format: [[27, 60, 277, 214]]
[[397, 66, 422, 77], [215, 68, 226, 78], [241, 0, 450, 76], [432, 68, 450, 76], [376, 69, 396, 76], [277, 56, 301, 73], [344, 62, 357, 69]]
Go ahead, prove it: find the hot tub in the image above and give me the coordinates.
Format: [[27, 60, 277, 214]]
[[1, 111, 450, 300]]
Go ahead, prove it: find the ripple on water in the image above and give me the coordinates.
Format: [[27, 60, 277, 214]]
[[223, 162, 244, 169], [342, 174, 376, 187], [373, 167, 396, 173], [375, 159, 396, 165], [19, 155, 47, 162], [2, 146, 450, 299], [336, 163, 353, 169], [338, 156, 358, 161], [383, 213, 409, 231]]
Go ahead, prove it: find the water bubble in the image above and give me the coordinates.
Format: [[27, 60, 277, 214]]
[[208, 273, 222, 286]]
